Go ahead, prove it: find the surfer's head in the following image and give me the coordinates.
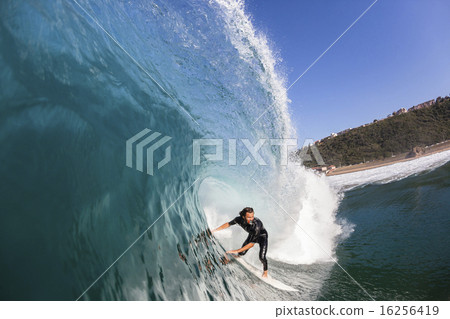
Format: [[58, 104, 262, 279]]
[[239, 207, 254, 224]]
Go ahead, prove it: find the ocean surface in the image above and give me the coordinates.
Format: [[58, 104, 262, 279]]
[[324, 158, 450, 301], [1, 0, 449, 301]]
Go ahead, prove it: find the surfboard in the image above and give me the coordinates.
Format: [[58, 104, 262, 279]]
[[229, 254, 298, 292]]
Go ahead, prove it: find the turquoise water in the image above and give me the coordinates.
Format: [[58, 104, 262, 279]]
[[1, 0, 448, 301]]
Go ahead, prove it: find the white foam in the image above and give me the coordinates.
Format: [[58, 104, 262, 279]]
[[265, 164, 343, 265], [327, 150, 450, 191], [199, 0, 345, 267], [199, 163, 346, 266]]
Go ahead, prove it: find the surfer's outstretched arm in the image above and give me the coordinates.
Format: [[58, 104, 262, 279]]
[[226, 242, 254, 254], [212, 222, 230, 233]]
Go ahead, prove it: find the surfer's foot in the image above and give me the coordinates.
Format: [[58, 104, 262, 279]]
[[262, 271, 268, 278]]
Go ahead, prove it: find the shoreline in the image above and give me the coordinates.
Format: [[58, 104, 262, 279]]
[[326, 140, 450, 176]]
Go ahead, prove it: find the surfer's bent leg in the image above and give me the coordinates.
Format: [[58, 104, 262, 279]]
[[238, 235, 252, 256], [258, 234, 268, 271]]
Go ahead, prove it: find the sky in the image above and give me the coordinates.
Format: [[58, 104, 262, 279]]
[[246, 0, 450, 142]]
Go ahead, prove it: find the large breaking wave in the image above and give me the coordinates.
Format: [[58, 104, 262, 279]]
[[0, 0, 343, 300]]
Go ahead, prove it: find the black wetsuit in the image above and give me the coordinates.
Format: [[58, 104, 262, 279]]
[[228, 216, 268, 271]]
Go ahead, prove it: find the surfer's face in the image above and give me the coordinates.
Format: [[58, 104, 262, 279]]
[[245, 212, 254, 224]]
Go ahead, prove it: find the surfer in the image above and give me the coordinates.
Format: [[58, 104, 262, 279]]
[[212, 207, 268, 278]]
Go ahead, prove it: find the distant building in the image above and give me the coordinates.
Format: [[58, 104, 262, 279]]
[[331, 133, 337, 137], [393, 107, 407, 116], [408, 99, 435, 112]]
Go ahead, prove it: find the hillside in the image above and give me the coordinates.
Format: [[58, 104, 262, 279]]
[[298, 96, 450, 168]]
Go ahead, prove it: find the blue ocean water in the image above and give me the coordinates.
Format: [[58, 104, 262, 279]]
[[321, 162, 450, 300], [1, 0, 448, 301]]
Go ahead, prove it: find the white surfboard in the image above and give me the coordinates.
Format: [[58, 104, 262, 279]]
[[232, 255, 298, 292]]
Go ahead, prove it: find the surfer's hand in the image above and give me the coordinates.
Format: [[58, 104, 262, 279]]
[[220, 255, 230, 264], [226, 250, 237, 254]]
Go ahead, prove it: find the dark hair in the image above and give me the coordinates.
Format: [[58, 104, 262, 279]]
[[239, 207, 254, 218]]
